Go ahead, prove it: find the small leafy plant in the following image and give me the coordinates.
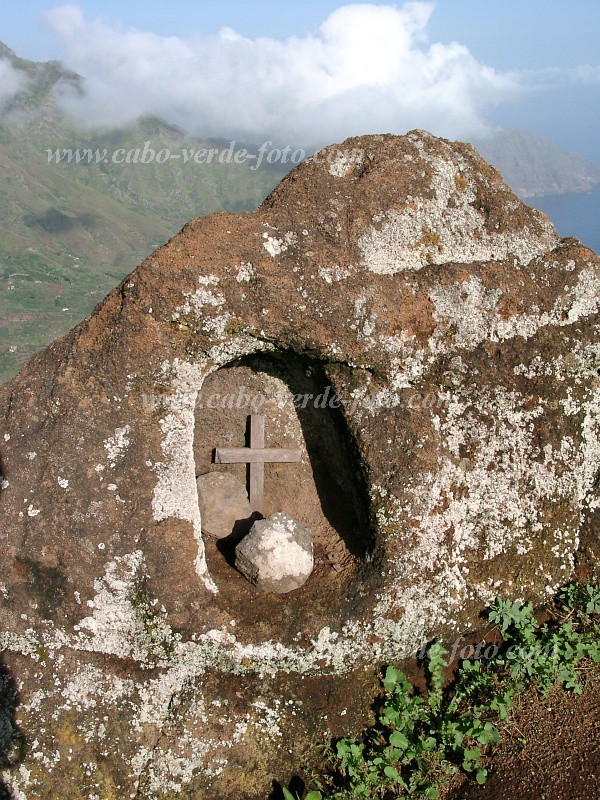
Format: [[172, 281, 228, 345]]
[[281, 583, 599, 800], [489, 584, 600, 694]]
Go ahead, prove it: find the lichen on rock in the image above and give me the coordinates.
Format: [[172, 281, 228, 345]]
[[0, 131, 598, 800]]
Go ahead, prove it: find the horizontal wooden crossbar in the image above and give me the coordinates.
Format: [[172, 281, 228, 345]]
[[215, 448, 302, 464], [213, 414, 302, 514]]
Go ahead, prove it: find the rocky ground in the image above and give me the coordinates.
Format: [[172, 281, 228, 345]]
[[446, 664, 599, 800]]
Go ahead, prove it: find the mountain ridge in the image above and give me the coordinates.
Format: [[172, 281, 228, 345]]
[[472, 127, 600, 198], [1, 40, 599, 383], [0, 42, 287, 382]]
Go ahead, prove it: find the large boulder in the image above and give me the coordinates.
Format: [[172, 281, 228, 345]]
[[0, 131, 598, 800]]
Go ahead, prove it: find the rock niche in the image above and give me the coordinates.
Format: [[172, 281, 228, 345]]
[[0, 131, 598, 800]]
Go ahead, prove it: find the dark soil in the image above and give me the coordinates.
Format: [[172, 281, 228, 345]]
[[446, 664, 600, 800]]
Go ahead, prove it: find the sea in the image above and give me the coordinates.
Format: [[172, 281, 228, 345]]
[[530, 189, 600, 255]]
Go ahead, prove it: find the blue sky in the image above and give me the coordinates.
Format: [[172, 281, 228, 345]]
[[1, 1, 599, 159], [4, 1, 599, 67]]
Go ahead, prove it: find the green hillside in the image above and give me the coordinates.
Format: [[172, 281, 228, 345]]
[[0, 119, 173, 380], [0, 43, 286, 383]]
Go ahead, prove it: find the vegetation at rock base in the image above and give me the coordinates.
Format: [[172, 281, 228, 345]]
[[282, 583, 600, 799]]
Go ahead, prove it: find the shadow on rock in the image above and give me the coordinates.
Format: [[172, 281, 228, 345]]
[[0, 656, 25, 796], [269, 775, 306, 800]]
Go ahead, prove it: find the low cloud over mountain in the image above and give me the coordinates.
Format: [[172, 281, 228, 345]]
[[43, 2, 521, 146], [0, 58, 25, 104]]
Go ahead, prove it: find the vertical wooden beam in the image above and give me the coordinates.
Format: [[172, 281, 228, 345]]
[[249, 414, 265, 514]]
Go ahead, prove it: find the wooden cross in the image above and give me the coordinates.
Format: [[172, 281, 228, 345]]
[[214, 414, 302, 515]]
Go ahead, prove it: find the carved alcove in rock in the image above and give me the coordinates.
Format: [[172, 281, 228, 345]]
[[6, 131, 599, 800], [193, 351, 376, 631]]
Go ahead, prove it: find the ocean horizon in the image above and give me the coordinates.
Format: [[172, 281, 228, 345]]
[[531, 189, 600, 255]]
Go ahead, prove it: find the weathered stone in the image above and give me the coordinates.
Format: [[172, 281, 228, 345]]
[[197, 471, 253, 538], [0, 131, 598, 800], [235, 512, 314, 593]]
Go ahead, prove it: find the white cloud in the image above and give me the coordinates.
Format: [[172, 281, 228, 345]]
[[566, 65, 600, 86], [0, 59, 26, 106], [44, 2, 523, 146], [517, 64, 600, 90]]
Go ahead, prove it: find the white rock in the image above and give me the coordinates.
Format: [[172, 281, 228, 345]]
[[235, 512, 314, 594]]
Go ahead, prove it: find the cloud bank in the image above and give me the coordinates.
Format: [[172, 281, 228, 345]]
[[0, 59, 26, 106], [45, 2, 523, 146]]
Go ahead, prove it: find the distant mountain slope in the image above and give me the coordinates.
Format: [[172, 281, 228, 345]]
[[0, 43, 286, 383], [471, 128, 600, 198], [2, 40, 600, 383], [0, 118, 174, 381]]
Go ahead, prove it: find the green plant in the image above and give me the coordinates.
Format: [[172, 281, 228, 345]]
[[282, 790, 322, 800], [488, 585, 600, 695], [291, 655, 494, 798], [285, 582, 599, 799]]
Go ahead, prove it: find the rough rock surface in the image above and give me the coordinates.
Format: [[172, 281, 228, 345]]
[[0, 130, 598, 800], [235, 512, 314, 593], [197, 472, 253, 539]]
